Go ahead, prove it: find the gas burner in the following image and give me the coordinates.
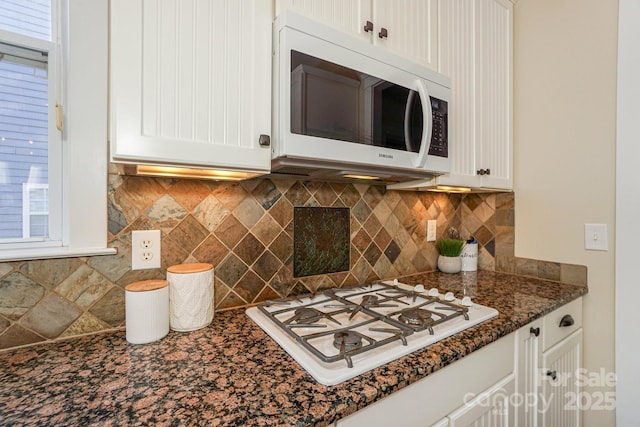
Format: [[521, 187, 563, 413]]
[[398, 308, 435, 334], [284, 307, 340, 327], [333, 331, 364, 352]]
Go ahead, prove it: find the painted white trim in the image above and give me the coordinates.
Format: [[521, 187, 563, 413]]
[[615, 0, 640, 423]]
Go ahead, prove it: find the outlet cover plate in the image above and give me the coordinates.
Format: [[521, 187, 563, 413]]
[[584, 223, 608, 251], [132, 230, 161, 270], [427, 220, 437, 242]]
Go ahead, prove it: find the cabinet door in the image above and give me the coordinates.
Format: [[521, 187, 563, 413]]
[[448, 374, 515, 427], [540, 329, 582, 427], [110, 0, 271, 174], [515, 320, 542, 427], [373, 0, 438, 69], [275, 0, 372, 41], [436, 0, 512, 190], [475, 0, 513, 190]]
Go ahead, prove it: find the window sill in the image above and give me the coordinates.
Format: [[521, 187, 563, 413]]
[[0, 246, 117, 262]]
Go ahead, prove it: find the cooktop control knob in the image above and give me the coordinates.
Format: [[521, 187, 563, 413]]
[[444, 292, 455, 301], [461, 296, 473, 307], [428, 288, 439, 297], [393, 279, 399, 286], [413, 284, 425, 293]]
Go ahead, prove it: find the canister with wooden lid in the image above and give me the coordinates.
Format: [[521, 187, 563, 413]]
[[125, 279, 169, 344], [167, 263, 214, 332]]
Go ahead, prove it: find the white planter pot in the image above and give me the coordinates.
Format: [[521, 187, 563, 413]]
[[437, 255, 462, 274]]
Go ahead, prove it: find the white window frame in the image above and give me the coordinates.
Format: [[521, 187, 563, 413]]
[[0, 0, 115, 261]]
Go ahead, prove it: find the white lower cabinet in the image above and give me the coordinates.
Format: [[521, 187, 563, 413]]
[[335, 298, 583, 427], [515, 297, 583, 427]]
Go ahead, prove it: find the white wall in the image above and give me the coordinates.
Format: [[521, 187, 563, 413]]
[[615, 0, 640, 423], [513, 0, 617, 426]]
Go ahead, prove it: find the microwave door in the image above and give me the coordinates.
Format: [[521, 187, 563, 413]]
[[411, 80, 433, 169]]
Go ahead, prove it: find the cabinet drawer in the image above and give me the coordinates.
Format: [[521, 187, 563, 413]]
[[542, 298, 582, 351]]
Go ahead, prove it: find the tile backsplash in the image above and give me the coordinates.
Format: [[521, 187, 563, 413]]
[[0, 173, 585, 351]]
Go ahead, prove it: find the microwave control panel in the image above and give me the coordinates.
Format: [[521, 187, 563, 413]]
[[428, 97, 448, 158]]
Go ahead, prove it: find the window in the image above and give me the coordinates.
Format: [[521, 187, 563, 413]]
[[0, 0, 114, 261]]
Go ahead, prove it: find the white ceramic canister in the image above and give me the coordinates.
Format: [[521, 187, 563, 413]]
[[125, 279, 170, 344], [167, 263, 214, 332], [460, 241, 478, 272]]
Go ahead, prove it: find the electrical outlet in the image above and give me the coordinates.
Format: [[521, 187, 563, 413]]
[[427, 220, 437, 242], [132, 230, 161, 270]]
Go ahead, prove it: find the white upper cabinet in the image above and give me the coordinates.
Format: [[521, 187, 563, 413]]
[[110, 0, 272, 176], [436, 0, 513, 190], [275, 0, 438, 70]]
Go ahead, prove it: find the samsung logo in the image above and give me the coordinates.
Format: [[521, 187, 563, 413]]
[[379, 153, 393, 159]]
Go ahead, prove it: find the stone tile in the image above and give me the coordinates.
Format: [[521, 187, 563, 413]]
[[169, 215, 210, 254], [216, 254, 249, 287], [192, 234, 229, 267], [496, 209, 515, 227], [363, 186, 384, 210], [0, 264, 12, 279], [251, 179, 282, 210], [463, 193, 483, 211], [89, 287, 125, 327], [351, 257, 373, 283], [478, 247, 495, 271], [363, 215, 383, 240], [352, 228, 372, 253], [234, 234, 266, 266], [0, 273, 46, 320], [214, 215, 248, 250], [495, 255, 516, 274], [240, 177, 262, 193], [233, 197, 264, 229], [412, 251, 430, 273], [233, 271, 266, 304], [373, 228, 392, 252], [393, 200, 411, 224], [352, 200, 372, 225], [269, 232, 293, 264], [254, 251, 281, 282], [251, 214, 281, 246], [116, 269, 162, 289], [18, 258, 84, 289], [515, 258, 538, 278], [192, 195, 230, 233], [56, 264, 112, 308], [0, 315, 9, 333], [271, 176, 297, 194], [473, 201, 494, 224], [211, 182, 249, 211], [113, 176, 166, 222], [269, 265, 294, 297], [0, 324, 45, 349], [108, 200, 128, 236], [495, 226, 515, 257], [253, 285, 281, 304], [560, 264, 588, 286], [217, 290, 248, 310], [284, 181, 312, 206], [372, 199, 392, 224], [88, 238, 132, 283], [267, 198, 293, 228], [145, 194, 188, 232], [338, 185, 361, 207], [384, 240, 401, 264], [60, 312, 111, 337], [484, 239, 495, 257], [383, 214, 401, 237], [496, 192, 515, 210], [167, 179, 216, 211], [313, 183, 338, 206], [21, 293, 83, 339], [538, 261, 561, 281], [327, 271, 349, 287], [363, 244, 382, 267], [159, 235, 191, 270]]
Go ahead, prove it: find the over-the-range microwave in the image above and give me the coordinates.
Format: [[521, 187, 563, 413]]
[[271, 11, 451, 183]]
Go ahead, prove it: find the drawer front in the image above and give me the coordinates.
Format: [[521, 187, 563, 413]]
[[542, 297, 582, 351]]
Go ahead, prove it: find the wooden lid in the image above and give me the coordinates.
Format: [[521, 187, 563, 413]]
[[167, 263, 213, 274], [125, 279, 168, 292]]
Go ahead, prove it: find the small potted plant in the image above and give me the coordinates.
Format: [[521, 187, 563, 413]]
[[436, 238, 465, 273]]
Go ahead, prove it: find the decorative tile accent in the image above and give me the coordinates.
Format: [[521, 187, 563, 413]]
[[293, 207, 350, 278]]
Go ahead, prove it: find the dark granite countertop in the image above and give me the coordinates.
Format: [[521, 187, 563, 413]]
[[0, 271, 587, 426]]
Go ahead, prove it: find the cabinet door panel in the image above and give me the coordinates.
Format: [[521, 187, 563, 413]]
[[448, 374, 515, 427], [373, 0, 438, 69], [476, 0, 512, 189], [276, 0, 372, 41], [515, 320, 542, 427], [541, 329, 582, 427], [111, 0, 271, 173]]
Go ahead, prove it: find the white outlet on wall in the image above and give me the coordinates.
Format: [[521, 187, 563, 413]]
[[132, 230, 161, 270], [427, 220, 437, 242]]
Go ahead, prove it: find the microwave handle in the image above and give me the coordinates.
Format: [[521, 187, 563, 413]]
[[410, 79, 433, 168]]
